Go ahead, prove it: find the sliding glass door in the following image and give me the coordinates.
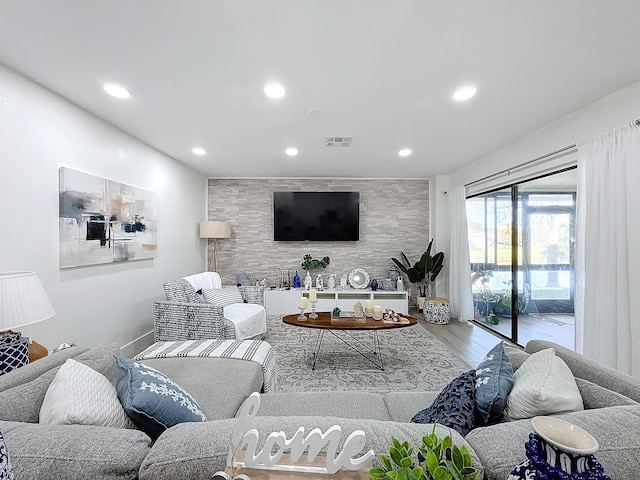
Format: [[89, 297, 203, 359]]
[[467, 169, 576, 349]]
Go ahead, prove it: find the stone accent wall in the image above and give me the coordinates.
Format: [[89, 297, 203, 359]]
[[206, 178, 429, 294]]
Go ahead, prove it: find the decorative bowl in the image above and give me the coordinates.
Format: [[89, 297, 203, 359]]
[[531, 416, 599, 455]]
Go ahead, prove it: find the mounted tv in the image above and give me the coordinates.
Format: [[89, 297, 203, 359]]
[[273, 191, 360, 241]]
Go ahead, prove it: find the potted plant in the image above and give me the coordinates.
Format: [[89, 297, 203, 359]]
[[391, 239, 444, 311], [369, 425, 481, 480], [332, 306, 341, 318], [301, 254, 330, 272]]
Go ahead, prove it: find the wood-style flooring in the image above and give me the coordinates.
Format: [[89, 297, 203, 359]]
[[411, 309, 521, 367]]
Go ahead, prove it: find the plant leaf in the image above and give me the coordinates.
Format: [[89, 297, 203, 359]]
[[390, 446, 403, 466], [380, 454, 393, 471], [368, 468, 387, 479]]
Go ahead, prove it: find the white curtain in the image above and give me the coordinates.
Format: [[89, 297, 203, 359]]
[[448, 186, 475, 321], [575, 123, 640, 376]]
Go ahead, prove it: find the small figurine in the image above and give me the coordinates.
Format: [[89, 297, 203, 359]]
[[370, 278, 378, 291], [292, 271, 301, 289], [316, 274, 323, 290], [304, 271, 312, 291]]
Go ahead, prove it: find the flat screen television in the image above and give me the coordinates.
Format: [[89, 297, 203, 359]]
[[273, 191, 360, 241]]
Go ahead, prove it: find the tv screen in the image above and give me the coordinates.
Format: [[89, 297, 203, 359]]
[[273, 191, 360, 241]]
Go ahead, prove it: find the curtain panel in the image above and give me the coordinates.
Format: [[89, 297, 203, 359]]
[[576, 124, 640, 376]]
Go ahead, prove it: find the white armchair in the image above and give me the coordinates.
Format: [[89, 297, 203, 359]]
[[153, 272, 266, 342]]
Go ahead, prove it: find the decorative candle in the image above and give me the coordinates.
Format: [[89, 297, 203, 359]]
[[365, 300, 373, 310], [373, 305, 382, 314], [299, 296, 308, 309], [309, 289, 317, 302]]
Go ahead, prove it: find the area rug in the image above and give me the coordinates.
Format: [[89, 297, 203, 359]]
[[263, 315, 472, 394]]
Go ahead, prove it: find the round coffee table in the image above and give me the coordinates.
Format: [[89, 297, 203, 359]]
[[282, 311, 417, 370]]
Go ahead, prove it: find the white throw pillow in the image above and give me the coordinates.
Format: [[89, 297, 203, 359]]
[[504, 347, 583, 420], [202, 286, 243, 307], [40, 358, 135, 429]]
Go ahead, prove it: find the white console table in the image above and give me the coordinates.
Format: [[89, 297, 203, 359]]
[[264, 288, 408, 315]]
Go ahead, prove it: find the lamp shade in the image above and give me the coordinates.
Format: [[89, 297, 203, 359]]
[[0, 272, 56, 331], [199, 221, 231, 239]]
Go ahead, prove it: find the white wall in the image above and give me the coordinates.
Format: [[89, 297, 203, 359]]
[[433, 80, 640, 298], [0, 64, 207, 355]]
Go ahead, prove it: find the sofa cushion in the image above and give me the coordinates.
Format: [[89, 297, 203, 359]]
[[505, 348, 583, 420], [475, 342, 514, 426], [257, 392, 391, 420], [503, 343, 530, 371], [0, 430, 15, 480], [163, 279, 203, 303], [40, 359, 134, 429], [115, 357, 207, 440], [576, 377, 638, 409], [0, 420, 151, 480], [411, 370, 476, 436], [0, 344, 119, 423], [383, 391, 440, 423], [465, 405, 640, 480], [140, 416, 481, 480], [202, 286, 244, 307], [140, 357, 263, 421]]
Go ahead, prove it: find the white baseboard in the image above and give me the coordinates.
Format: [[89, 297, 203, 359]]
[[120, 331, 154, 358]]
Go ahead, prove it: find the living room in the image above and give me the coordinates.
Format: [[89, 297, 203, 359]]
[[3, 3, 640, 479]]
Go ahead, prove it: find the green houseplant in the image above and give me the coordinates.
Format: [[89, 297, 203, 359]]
[[369, 426, 481, 480], [301, 254, 330, 272], [391, 239, 444, 299]]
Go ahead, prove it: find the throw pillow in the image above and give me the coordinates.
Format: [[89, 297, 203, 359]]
[[475, 342, 515, 426], [115, 357, 207, 440], [411, 369, 476, 436], [39, 358, 135, 429], [504, 348, 584, 420], [163, 279, 204, 303], [0, 431, 15, 480], [0, 332, 29, 376], [202, 286, 243, 307]]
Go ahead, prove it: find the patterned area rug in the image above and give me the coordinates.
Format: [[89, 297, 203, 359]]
[[263, 315, 472, 394]]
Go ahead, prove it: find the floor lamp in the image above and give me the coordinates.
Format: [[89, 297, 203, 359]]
[[199, 221, 231, 272], [0, 271, 55, 374]]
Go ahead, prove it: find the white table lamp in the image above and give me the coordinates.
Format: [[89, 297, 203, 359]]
[[199, 221, 232, 272], [0, 271, 55, 373]]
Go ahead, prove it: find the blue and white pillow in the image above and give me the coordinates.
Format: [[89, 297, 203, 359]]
[[0, 431, 15, 480], [411, 369, 476, 436], [115, 357, 206, 440], [475, 342, 515, 426]]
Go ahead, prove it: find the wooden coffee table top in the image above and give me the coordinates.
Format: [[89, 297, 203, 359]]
[[282, 311, 417, 330]]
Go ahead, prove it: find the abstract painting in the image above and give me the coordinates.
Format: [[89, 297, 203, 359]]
[[59, 167, 157, 268]]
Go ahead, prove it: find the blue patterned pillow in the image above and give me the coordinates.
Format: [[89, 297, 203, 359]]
[[0, 431, 15, 480], [475, 342, 515, 426], [115, 357, 206, 440], [411, 370, 476, 436]]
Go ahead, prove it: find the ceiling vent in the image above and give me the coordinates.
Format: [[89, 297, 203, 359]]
[[325, 137, 352, 147]]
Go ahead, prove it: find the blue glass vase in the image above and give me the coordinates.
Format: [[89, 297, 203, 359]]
[[370, 278, 378, 291], [292, 271, 301, 289]]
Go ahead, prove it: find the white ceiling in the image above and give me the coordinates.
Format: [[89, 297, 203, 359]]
[[1, 1, 639, 178]]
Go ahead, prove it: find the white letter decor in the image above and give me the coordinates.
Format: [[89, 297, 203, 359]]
[[217, 392, 375, 477]]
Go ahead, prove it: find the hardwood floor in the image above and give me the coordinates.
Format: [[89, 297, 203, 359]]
[[411, 309, 521, 367]]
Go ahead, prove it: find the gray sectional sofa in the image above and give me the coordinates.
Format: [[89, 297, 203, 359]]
[[1, 340, 640, 479]]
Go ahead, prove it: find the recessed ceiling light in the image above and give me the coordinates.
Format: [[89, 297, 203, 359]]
[[264, 82, 285, 98], [452, 86, 477, 101], [103, 83, 131, 99], [398, 148, 412, 157], [285, 147, 298, 156], [192, 147, 206, 156]]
